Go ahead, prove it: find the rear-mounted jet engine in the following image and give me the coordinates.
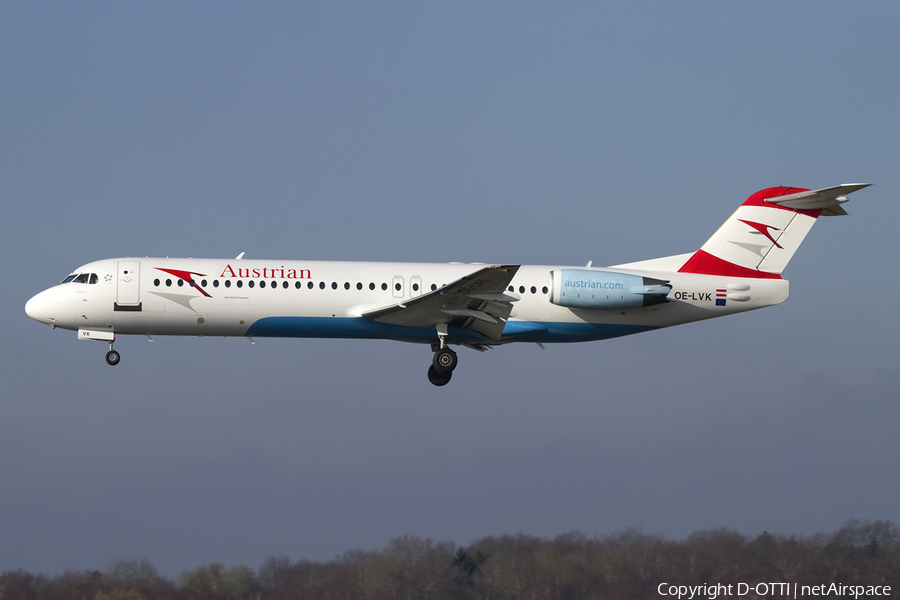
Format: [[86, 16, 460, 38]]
[[549, 269, 671, 310]]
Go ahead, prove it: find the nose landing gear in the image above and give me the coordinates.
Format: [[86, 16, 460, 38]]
[[78, 329, 120, 366], [105, 340, 120, 366]]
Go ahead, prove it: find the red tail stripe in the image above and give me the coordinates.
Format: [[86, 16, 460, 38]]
[[678, 250, 782, 279], [742, 186, 821, 218]]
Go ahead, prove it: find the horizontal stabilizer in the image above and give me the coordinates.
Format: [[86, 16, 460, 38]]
[[764, 183, 870, 215]]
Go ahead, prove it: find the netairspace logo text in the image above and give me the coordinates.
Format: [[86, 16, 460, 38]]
[[658, 582, 892, 599]]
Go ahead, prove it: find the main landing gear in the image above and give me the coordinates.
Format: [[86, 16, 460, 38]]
[[428, 347, 458, 386], [428, 325, 458, 386]]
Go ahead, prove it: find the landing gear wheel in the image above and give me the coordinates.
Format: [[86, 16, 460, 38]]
[[432, 347, 458, 374], [105, 350, 120, 366], [428, 365, 452, 386]]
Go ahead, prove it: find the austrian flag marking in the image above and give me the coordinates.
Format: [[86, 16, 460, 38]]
[[716, 289, 727, 306]]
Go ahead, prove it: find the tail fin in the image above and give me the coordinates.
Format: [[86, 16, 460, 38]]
[[677, 183, 869, 279]]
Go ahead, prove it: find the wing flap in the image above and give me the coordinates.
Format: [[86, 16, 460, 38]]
[[361, 265, 520, 340], [440, 308, 498, 324]]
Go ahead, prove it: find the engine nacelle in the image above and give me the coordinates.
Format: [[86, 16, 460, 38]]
[[550, 269, 671, 310]]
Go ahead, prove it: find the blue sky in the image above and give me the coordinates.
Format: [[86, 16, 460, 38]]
[[2, 2, 899, 576]]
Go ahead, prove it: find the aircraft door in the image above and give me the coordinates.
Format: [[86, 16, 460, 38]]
[[116, 261, 141, 307]]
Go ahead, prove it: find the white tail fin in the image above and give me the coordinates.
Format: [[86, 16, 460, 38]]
[[677, 184, 869, 279]]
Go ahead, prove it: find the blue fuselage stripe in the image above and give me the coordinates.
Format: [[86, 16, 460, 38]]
[[245, 316, 657, 344]]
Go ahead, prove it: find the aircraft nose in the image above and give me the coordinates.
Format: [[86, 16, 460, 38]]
[[25, 289, 56, 325]]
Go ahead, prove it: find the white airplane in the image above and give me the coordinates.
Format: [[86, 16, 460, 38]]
[[26, 184, 868, 386]]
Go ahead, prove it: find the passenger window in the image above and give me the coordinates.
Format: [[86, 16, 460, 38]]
[[177, 279, 184, 287], [201, 279, 207, 287], [154, 279, 160, 287], [518, 286, 525, 293], [224, 280, 230, 288], [237, 280, 243, 288], [412, 283, 419, 292], [344, 282, 350, 290], [283, 281, 289, 289], [332, 282, 338, 290], [369, 283, 375, 290], [431, 284, 437, 291], [319, 282, 325, 289], [214, 280, 220, 288], [260, 281, 266, 288], [531, 286, 536, 294], [542, 286, 548, 294], [248, 280, 255, 288], [166, 279, 172, 287], [308, 281, 314, 289], [357, 282, 363, 290], [382, 283, 388, 291]]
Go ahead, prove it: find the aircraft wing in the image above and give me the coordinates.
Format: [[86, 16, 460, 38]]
[[361, 265, 520, 340]]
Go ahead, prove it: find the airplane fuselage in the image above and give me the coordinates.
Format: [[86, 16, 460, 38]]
[[26, 256, 787, 345]]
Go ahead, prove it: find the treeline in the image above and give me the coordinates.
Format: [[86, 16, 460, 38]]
[[1, 520, 897, 600]]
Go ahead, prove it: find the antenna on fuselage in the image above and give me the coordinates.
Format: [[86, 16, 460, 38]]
[[235, 252, 245, 260]]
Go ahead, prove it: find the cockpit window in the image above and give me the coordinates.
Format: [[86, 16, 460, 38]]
[[61, 273, 99, 284]]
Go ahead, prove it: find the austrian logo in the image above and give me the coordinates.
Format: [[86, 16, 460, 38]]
[[219, 264, 311, 279], [738, 219, 783, 249], [154, 264, 314, 299], [155, 268, 212, 297]]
